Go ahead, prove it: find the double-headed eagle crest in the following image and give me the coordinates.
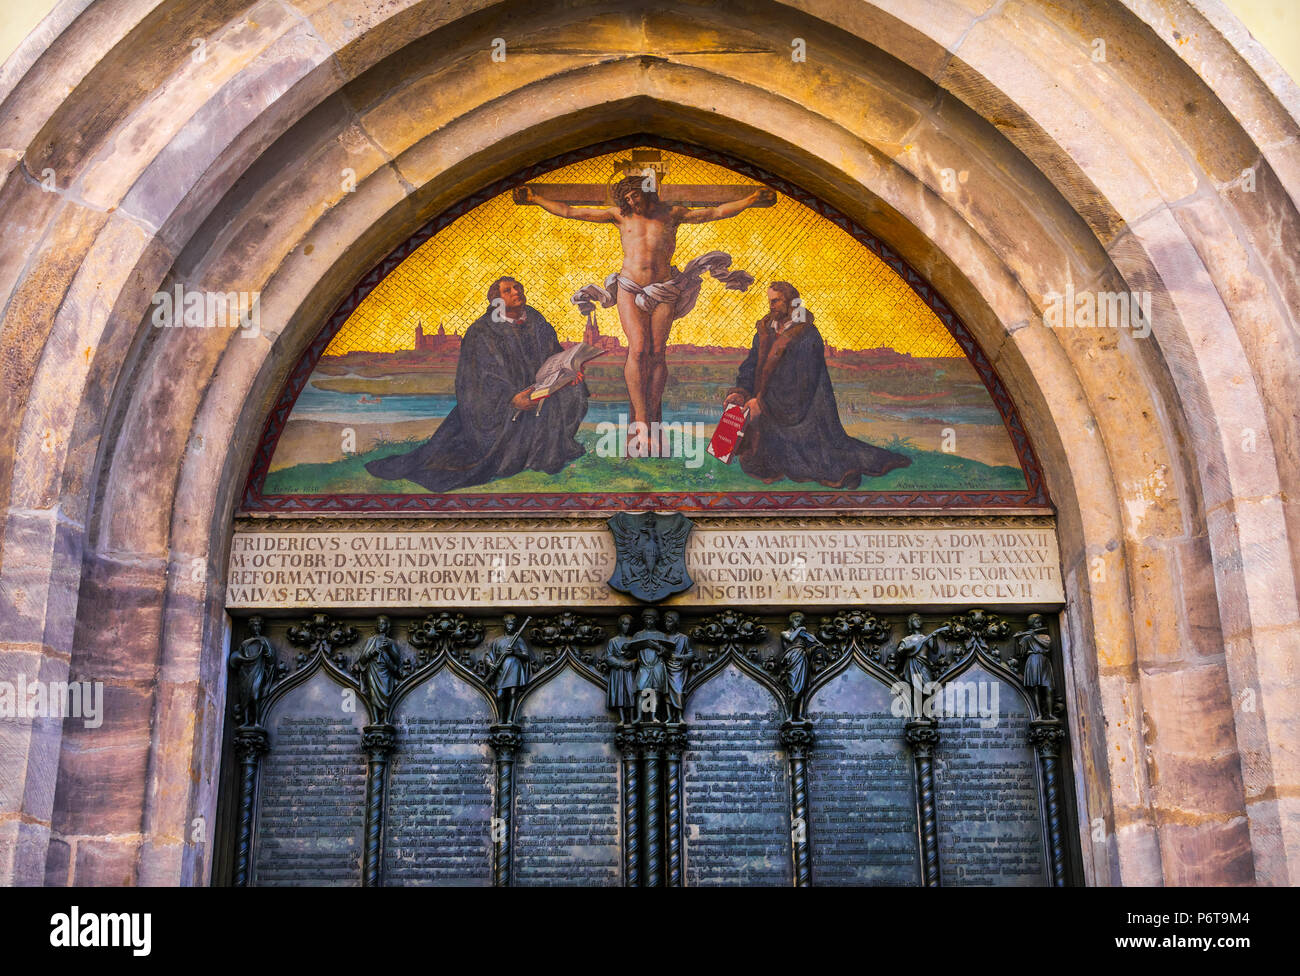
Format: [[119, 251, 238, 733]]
[[606, 511, 694, 603]]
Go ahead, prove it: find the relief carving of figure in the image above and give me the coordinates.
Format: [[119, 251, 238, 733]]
[[1014, 613, 1056, 718], [229, 615, 277, 726], [662, 611, 695, 723], [358, 615, 403, 723], [779, 611, 825, 722], [485, 614, 533, 724], [604, 614, 638, 724], [631, 607, 670, 721], [891, 614, 951, 691]]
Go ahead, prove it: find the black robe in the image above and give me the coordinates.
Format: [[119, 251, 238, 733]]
[[727, 312, 910, 488], [366, 305, 587, 491]]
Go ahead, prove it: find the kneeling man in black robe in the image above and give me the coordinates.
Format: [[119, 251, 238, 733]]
[[366, 276, 588, 492], [724, 282, 910, 488]]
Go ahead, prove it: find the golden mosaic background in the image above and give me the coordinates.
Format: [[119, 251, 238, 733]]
[[324, 149, 963, 358]]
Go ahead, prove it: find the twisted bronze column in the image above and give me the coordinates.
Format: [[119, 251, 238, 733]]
[[615, 723, 641, 887], [488, 723, 522, 887], [361, 723, 396, 887], [905, 717, 941, 887], [231, 725, 269, 887], [664, 724, 688, 888], [639, 722, 666, 887], [1030, 719, 1069, 886], [779, 719, 815, 887]]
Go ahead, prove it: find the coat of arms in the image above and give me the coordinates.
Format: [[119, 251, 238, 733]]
[[607, 512, 695, 603]]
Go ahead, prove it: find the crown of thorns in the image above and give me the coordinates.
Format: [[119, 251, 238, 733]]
[[610, 171, 661, 204]]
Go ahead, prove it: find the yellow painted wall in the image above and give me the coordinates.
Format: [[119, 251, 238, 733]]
[[1226, 0, 1300, 85], [0, 0, 59, 69]]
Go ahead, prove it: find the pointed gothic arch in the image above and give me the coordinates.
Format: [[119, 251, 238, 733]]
[[0, 0, 1294, 887]]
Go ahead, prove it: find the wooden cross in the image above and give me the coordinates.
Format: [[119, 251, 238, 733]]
[[511, 150, 776, 209]]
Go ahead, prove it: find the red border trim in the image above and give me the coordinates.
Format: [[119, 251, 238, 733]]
[[241, 136, 1050, 514]]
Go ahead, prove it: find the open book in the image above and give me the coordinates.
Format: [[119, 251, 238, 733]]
[[512, 342, 607, 419]]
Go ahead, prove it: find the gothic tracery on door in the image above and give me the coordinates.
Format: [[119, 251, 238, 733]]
[[216, 606, 1080, 886]]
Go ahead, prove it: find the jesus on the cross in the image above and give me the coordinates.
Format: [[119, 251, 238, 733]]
[[514, 172, 774, 448]]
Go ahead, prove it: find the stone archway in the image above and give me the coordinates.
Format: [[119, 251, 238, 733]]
[[1, 0, 1295, 887]]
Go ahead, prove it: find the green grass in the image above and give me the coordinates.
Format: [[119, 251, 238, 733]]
[[263, 428, 1027, 495]]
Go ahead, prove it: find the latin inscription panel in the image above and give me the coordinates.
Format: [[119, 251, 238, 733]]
[[934, 664, 1047, 885], [684, 664, 791, 886], [226, 523, 1063, 609], [236, 616, 1067, 887], [809, 665, 920, 885], [252, 669, 367, 886], [385, 668, 494, 885], [514, 668, 621, 886]]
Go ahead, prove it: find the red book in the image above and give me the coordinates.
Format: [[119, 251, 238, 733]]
[[708, 404, 749, 463]]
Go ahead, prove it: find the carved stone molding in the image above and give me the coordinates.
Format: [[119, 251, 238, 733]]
[[488, 723, 524, 756], [361, 723, 397, 754], [232, 725, 270, 759], [779, 719, 816, 759], [904, 719, 941, 759]]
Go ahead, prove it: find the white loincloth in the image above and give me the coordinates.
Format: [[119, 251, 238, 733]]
[[571, 250, 754, 322]]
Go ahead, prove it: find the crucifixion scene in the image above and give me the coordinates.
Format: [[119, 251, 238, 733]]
[[260, 146, 1031, 503], [514, 157, 772, 441]]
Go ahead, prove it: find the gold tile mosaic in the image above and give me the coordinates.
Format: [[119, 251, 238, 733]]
[[325, 149, 962, 359]]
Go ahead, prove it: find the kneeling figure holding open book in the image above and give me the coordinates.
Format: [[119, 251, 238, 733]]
[[366, 276, 594, 492]]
